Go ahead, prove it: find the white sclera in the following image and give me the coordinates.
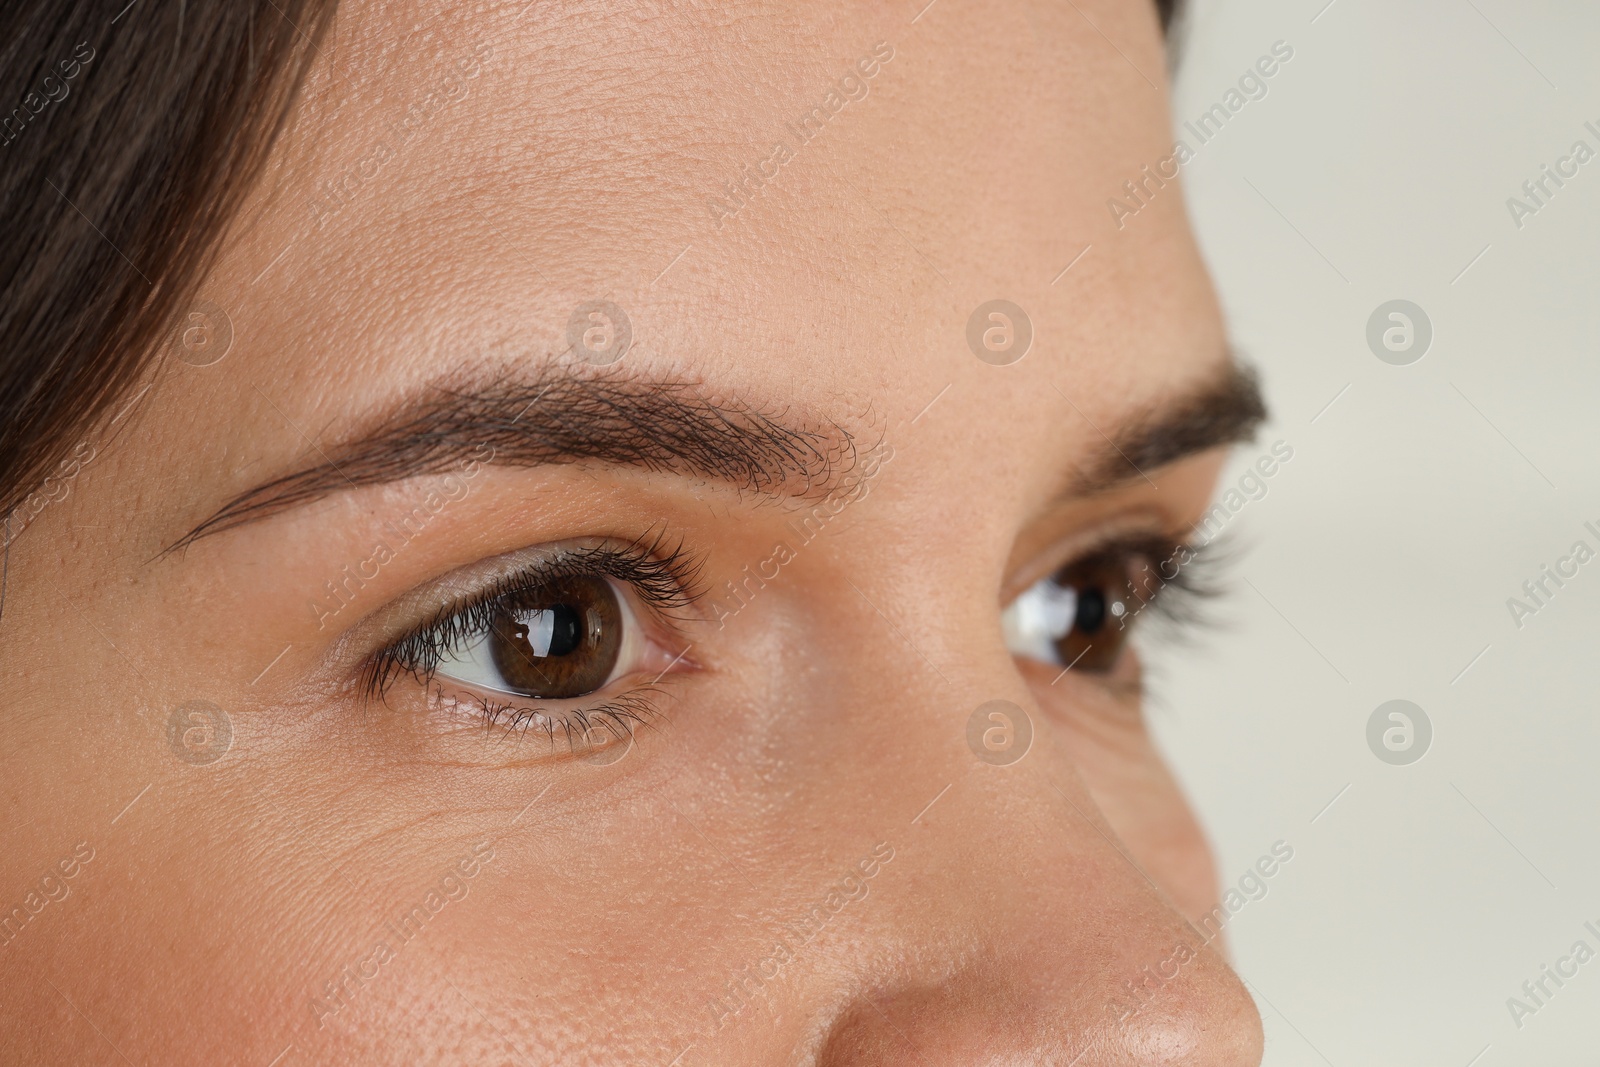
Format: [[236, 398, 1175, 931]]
[[431, 578, 644, 698], [1000, 578, 1077, 666]]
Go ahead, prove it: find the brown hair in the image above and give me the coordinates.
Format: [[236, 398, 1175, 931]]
[[0, 0, 336, 526]]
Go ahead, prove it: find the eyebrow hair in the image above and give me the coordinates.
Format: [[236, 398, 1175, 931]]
[[166, 371, 861, 553], [1063, 362, 1267, 495], [168, 360, 1265, 554]]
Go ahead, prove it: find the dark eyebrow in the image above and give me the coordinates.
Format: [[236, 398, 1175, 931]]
[[166, 371, 861, 553], [168, 360, 1262, 554], [1064, 362, 1267, 495]]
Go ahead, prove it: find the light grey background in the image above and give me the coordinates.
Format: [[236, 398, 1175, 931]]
[[1151, 2, 1600, 1064]]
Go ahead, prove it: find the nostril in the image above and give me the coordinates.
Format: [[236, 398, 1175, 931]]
[[813, 984, 1018, 1066]]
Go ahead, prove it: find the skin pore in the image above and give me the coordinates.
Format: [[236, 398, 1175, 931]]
[[0, 0, 1268, 1063]]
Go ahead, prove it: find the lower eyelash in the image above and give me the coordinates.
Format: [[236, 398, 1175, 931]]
[[431, 681, 667, 750]]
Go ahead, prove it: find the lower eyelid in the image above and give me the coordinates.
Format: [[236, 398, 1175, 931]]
[[415, 679, 672, 759], [397, 613, 694, 735]]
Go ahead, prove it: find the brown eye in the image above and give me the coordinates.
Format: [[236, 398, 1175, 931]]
[[372, 538, 700, 729], [439, 574, 626, 699], [409, 575, 633, 700], [1048, 553, 1146, 671], [1003, 547, 1167, 674]]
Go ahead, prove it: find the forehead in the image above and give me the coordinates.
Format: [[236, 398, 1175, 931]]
[[194, 0, 1216, 481]]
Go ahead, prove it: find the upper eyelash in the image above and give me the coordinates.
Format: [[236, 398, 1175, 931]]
[[361, 527, 705, 703], [1094, 531, 1233, 635], [360, 526, 1224, 732]]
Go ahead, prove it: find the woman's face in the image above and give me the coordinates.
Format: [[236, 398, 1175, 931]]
[[2, 0, 1267, 1062]]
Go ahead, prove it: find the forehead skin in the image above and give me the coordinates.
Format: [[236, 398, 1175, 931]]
[[185, 0, 1221, 491], [0, 0, 1263, 1064]]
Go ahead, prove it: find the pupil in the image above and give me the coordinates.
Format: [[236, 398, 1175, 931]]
[[1075, 587, 1106, 633], [540, 604, 581, 657], [1048, 553, 1139, 674], [484, 575, 622, 700]]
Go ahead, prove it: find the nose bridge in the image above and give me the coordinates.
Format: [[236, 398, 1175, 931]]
[[780, 564, 1261, 1064]]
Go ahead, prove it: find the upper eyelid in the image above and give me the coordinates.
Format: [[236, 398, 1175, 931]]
[[321, 534, 704, 682], [320, 541, 579, 673], [361, 539, 705, 695], [1001, 518, 1192, 606]]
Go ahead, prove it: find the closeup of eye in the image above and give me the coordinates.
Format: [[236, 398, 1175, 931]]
[[363, 535, 702, 742], [1002, 536, 1218, 674], [434, 573, 638, 699]]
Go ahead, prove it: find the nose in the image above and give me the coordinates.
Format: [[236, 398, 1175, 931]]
[[788, 568, 1262, 1065], [711, 467, 1269, 1067], [817, 972, 1261, 1066], [807, 790, 1264, 1066]]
